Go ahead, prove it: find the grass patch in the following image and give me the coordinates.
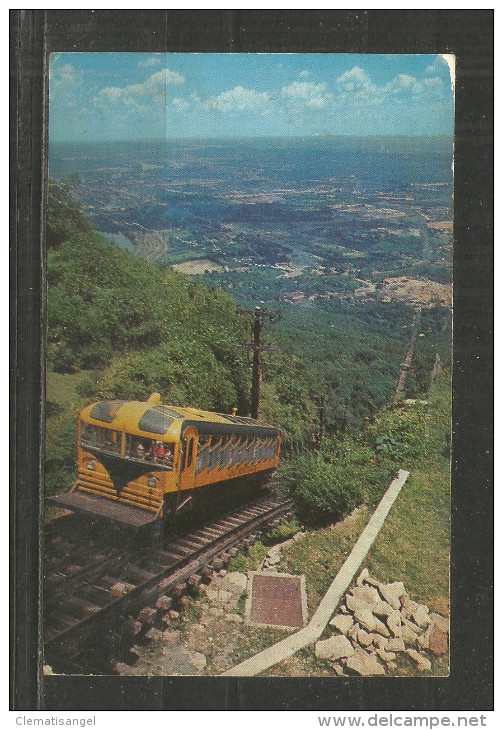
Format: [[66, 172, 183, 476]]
[[235, 590, 247, 616], [364, 465, 450, 608], [263, 518, 302, 545], [364, 373, 450, 609], [282, 507, 372, 615], [46, 369, 97, 412], [227, 541, 268, 573]]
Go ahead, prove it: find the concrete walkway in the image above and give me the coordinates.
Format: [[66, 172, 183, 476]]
[[221, 469, 409, 677]]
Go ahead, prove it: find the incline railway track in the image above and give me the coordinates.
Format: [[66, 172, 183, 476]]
[[44, 495, 293, 671]]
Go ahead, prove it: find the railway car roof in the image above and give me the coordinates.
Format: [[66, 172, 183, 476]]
[[80, 399, 279, 439]]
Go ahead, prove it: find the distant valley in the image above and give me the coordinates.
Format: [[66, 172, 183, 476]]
[[50, 136, 453, 309]]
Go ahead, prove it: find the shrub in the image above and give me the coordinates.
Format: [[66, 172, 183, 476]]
[[265, 518, 302, 544], [45, 415, 77, 496], [367, 403, 427, 464], [51, 344, 80, 374], [227, 541, 268, 573], [281, 453, 364, 527]]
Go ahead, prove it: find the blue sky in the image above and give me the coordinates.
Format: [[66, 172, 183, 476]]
[[49, 53, 454, 142]]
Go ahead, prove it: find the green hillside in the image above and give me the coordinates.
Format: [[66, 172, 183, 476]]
[[45, 179, 448, 501]]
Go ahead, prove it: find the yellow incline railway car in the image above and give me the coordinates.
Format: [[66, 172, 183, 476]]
[[50, 393, 281, 526]]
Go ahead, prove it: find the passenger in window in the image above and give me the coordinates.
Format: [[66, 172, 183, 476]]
[[156, 442, 165, 463], [134, 442, 145, 460], [145, 442, 155, 462], [164, 446, 173, 467]]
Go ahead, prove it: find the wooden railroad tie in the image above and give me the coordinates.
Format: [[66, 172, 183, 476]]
[[171, 582, 186, 599], [187, 574, 202, 590]]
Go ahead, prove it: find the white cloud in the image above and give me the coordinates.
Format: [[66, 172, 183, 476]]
[[384, 74, 424, 95], [172, 97, 190, 110], [337, 66, 376, 94], [280, 81, 331, 110], [299, 70, 309, 78], [335, 65, 446, 107], [429, 54, 454, 91], [50, 63, 82, 98], [423, 77, 443, 89], [426, 55, 449, 75], [203, 86, 271, 114], [137, 56, 162, 69], [93, 68, 185, 108]]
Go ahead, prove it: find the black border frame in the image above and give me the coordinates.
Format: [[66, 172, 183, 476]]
[[11, 9, 493, 711]]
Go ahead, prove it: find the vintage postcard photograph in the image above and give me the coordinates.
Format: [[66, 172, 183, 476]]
[[44, 52, 453, 678]]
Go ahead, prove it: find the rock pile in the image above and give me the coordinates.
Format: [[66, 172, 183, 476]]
[[315, 568, 449, 676]]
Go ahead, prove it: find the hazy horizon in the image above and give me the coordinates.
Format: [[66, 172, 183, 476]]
[[50, 133, 454, 145]]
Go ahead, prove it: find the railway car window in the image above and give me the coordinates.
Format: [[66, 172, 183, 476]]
[[155, 441, 174, 468], [240, 438, 248, 465], [219, 436, 232, 468], [89, 401, 125, 423], [80, 423, 102, 449], [124, 435, 174, 470], [244, 438, 252, 464], [242, 438, 252, 465], [185, 438, 194, 469], [103, 429, 121, 453], [205, 436, 218, 471], [238, 437, 247, 465], [229, 436, 240, 466], [126, 435, 153, 461], [196, 436, 210, 473], [138, 408, 177, 435], [236, 437, 249, 466], [81, 423, 122, 454]]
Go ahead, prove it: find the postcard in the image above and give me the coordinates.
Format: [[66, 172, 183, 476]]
[[43, 50, 454, 680]]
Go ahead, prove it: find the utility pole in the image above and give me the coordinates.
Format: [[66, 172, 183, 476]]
[[238, 306, 281, 419]]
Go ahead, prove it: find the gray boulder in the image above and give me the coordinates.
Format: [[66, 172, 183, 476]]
[[315, 635, 355, 661], [346, 648, 386, 676]]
